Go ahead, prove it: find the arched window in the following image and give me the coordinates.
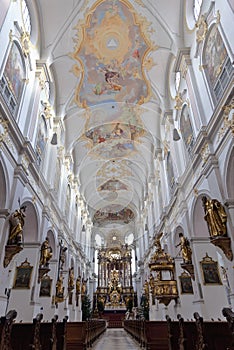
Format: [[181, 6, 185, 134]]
[[0, 42, 26, 115], [65, 185, 71, 216], [35, 115, 48, 166], [193, 0, 203, 21], [175, 71, 181, 92], [180, 104, 194, 153], [21, 0, 31, 35], [54, 158, 61, 192], [166, 152, 175, 191]]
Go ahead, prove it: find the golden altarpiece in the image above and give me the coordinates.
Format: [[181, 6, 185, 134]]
[[94, 244, 135, 310]]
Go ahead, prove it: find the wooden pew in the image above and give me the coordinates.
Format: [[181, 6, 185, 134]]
[[0, 309, 17, 350], [125, 313, 232, 350], [40, 315, 58, 350], [11, 313, 43, 350], [124, 320, 169, 349], [56, 316, 68, 350], [222, 307, 234, 350], [66, 320, 106, 350]]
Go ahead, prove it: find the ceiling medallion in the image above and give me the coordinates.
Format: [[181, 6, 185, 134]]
[[71, 0, 154, 107]]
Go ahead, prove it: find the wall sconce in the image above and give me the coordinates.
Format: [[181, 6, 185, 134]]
[[51, 132, 57, 145]]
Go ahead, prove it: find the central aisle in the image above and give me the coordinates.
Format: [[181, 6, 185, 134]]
[[93, 328, 141, 350]]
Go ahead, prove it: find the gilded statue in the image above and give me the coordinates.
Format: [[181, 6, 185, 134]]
[[202, 196, 227, 237], [143, 280, 149, 295], [76, 276, 81, 294], [155, 232, 163, 251], [176, 233, 192, 264], [8, 206, 27, 245], [39, 237, 53, 267], [56, 276, 64, 298], [59, 244, 67, 270], [81, 279, 87, 294], [68, 267, 75, 290]]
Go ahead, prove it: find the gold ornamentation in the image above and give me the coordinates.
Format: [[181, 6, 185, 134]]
[[0, 118, 12, 150], [20, 31, 31, 57], [41, 101, 53, 119], [149, 233, 178, 306], [4, 245, 23, 268], [133, 0, 145, 6], [196, 15, 208, 43], [22, 154, 30, 172], [218, 99, 234, 140], [202, 196, 227, 237], [70, 64, 83, 77], [200, 143, 209, 163], [176, 233, 193, 264], [211, 236, 233, 261], [9, 29, 13, 42], [199, 64, 207, 71], [39, 238, 53, 268], [72, 0, 155, 108], [174, 92, 183, 110]]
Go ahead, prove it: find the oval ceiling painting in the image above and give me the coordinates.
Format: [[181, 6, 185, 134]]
[[72, 0, 153, 107]]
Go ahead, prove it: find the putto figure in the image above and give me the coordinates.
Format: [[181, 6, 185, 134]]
[[202, 196, 227, 237]]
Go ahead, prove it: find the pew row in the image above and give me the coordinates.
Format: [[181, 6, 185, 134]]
[[0, 311, 106, 350], [124, 311, 233, 350]]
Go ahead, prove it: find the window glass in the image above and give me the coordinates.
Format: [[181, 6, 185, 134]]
[[21, 0, 31, 34], [193, 0, 203, 21]]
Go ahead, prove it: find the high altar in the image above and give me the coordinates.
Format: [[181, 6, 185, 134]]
[[94, 244, 136, 312]]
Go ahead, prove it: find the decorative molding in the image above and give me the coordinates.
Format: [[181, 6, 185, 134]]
[[195, 15, 208, 43]]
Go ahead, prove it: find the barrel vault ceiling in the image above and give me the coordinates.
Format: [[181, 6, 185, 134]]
[[36, 0, 183, 245]]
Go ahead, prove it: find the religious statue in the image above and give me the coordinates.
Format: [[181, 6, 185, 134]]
[[81, 279, 87, 295], [39, 237, 53, 267], [202, 196, 227, 237], [56, 276, 64, 298], [155, 232, 163, 251], [68, 267, 75, 290], [143, 280, 149, 295], [176, 233, 192, 264], [8, 206, 27, 245], [59, 243, 67, 270], [76, 276, 81, 294]]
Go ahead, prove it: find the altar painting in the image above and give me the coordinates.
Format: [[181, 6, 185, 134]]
[[204, 26, 227, 87], [4, 42, 25, 100]]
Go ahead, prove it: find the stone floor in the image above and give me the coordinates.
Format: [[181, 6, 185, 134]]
[[92, 328, 141, 349]]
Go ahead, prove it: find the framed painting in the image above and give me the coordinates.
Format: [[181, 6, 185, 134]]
[[200, 253, 222, 285], [4, 42, 25, 99], [39, 275, 52, 297], [179, 272, 194, 294], [13, 259, 33, 289]]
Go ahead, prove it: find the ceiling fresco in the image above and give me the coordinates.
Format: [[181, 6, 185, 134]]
[[71, 0, 155, 107], [36, 0, 184, 245], [93, 205, 135, 226], [83, 102, 145, 160], [98, 178, 128, 191], [96, 159, 132, 178]]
